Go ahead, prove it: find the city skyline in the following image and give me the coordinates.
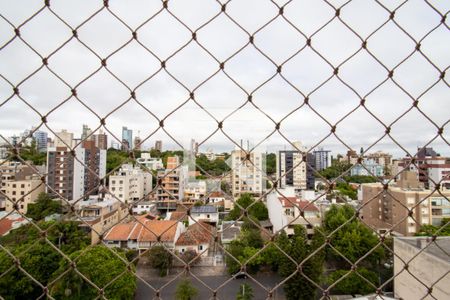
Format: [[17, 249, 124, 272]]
[[0, 0, 448, 158]]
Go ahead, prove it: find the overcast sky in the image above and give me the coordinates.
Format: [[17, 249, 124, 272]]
[[0, 0, 449, 157]]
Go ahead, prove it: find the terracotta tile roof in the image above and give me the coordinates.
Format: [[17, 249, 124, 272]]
[[176, 222, 215, 246], [170, 211, 188, 221], [138, 220, 178, 243], [0, 217, 25, 236], [104, 223, 136, 241], [0, 218, 14, 236], [104, 216, 179, 243], [278, 197, 319, 212], [208, 191, 224, 198]]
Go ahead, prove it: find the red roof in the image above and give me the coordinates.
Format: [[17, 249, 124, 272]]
[[0, 217, 25, 236], [208, 191, 224, 198], [278, 197, 319, 212], [175, 222, 215, 246]]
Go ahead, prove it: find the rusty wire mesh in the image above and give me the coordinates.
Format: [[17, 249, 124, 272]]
[[0, 0, 449, 299]]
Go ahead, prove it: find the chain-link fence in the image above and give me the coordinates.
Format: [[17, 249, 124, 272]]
[[0, 0, 449, 299]]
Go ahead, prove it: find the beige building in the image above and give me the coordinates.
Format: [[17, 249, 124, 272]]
[[231, 149, 265, 197], [394, 237, 450, 300], [156, 156, 188, 201], [4, 175, 44, 214], [109, 163, 152, 203], [360, 172, 450, 236], [75, 195, 128, 244]]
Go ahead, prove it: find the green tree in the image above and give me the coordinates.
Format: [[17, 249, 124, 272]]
[[319, 161, 352, 179], [11, 140, 47, 165], [226, 194, 268, 221], [328, 268, 378, 296], [26, 192, 62, 221], [106, 148, 129, 173], [277, 226, 325, 300], [236, 283, 253, 300], [147, 245, 173, 276], [50, 246, 136, 299], [175, 278, 198, 300], [416, 218, 450, 236], [265, 153, 276, 175], [324, 205, 384, 268]]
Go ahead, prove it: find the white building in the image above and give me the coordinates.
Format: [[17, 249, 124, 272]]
[[267, 188, 321, 236], [276, 141, 308, 191], [136, 152, 164, 170], [132, 201, 157, 215], [426, 158, 450, 190], [109, 164, 152, 203], [184, 181, 207, 201], [189, 205, 219, 226], [231, 149, 264, 197]]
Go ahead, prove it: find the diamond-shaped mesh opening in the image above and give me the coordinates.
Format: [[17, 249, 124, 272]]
[[0, 0, 449, 299]]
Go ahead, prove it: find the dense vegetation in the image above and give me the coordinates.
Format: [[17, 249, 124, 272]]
[[8, 140, 46, 165], [416, 218, 450, 236], [26, 192, 62, 221], [226, 193, 268, 221]]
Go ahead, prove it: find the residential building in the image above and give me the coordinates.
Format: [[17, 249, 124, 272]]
[[267, 188, 321, 236], [394, 237, 450, 300], [81, 124, 93, 141], [46, 140, 106, 201], [75, 195, 128, 244], [4, 175, 45, 214], [0, 144, 9, 159], [189, 205, 218, 226], [276, 142, 307, 191], [366, 151, 392, 173], [154, 140, 162, 152], [104, 216, 184, 250], [33, 130, 48, 153], [360, 171, 450, 236], [93, 129, 108, 150], [108, 163, 152, 203], [175, 222, 216, 257], [220, 221, 243, 245], [312, 147, 331, 171], [132, 201, 157, 215], [134, 132, 142, 151], [184, 181, 207, 202], [0, 212, 30, 236], [136, 152, 164, 170], [231, 149, 265, 197], [350, 158, 384, 177], [0, 162, 43, 210], [426, 157, 450, 190], [156, 156, 188, 201], [54, 129, 74, 148], [121, 126, 133, 151]]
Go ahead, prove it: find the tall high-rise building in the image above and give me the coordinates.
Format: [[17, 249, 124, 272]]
[[81, 124, 93, 141], [156, 156, 188, 201], [154, 140, 162, 152], [312, 148, 331, 171], [33, 130, 48, 153], [134, 136, 142, 151], [47, 139, 106, 201], [121, 127, 133, 151], [276, 142, 307, 191], [231, 149, 265, 197], [94, 129, 108, 150], [54, 129, 74, 148]]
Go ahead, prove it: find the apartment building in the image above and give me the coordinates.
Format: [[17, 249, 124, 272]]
[[312, 148, 331, 171], [156, 156, 188, 201], [360, 172, 450, 236], [184, 181, 207, 202], [231, 149, 264, 197], [4, 175, 44, 214], [54, 129, 74, 148], [108, 163, 152, 202], [277, 148, 307, 191], [267, 188, 321, 236], [121, 126, 133, 151], [93, 129, 108, 150], [136, 152, 164, 170], [0, 162, 44, 211], [75, 195, 128, 244], [350, 158, 384, 177], [154, 140, 162, 152], [33, 130, 48, 153], [189, 205, 219, 226], [47, 136, 106, 201]]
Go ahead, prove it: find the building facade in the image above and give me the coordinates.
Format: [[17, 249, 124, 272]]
[[108, 163, 152, 202], [136, 152, 164, 170], [231, 149, 264, 197], [121, 126, 133, 151], [4, 175, 45, 214], [360, 172, 450, 236]]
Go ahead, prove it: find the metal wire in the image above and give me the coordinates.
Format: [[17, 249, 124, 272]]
[[0, 0, 449, 299]]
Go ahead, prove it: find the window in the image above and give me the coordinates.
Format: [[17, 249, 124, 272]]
[[198, 245, 203, 251]]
